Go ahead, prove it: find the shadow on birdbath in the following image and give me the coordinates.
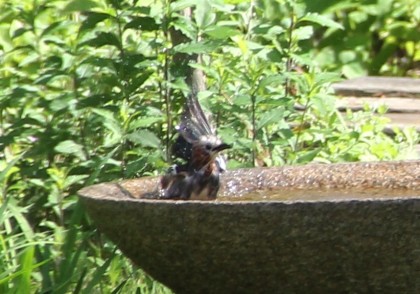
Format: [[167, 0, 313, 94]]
[[78, 160, 420, 293]]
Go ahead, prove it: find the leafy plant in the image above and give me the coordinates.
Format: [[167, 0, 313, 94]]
[[300, 0, 420, 77], [0, 0, 418, 292]]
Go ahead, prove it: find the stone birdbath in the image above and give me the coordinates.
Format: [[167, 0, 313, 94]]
[[78, 160, 420, 293]]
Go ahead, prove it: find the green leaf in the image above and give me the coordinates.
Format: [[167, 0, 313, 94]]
[[0, 151, 25, 182], [84, 146, 120, 186], [129, 117, 162, 130], [79, 12, 113, 35], [92, 108, 118, 123], [312, 94, 336, 116], [299, 13, 344, 30], [6, 200, 34, 240], [92, 109, 123, 146], [172, 18, 197, 40], [256, 48, 283, 62], [40, 21, 67, 38], [257, 108, 285, 129], [292, 26, 313, 40], [342, 62, 367, 78], [127, 130, 160, 148], [258, 74, 285, 89], [296, 148, 321, 163], [79, 32, 121, 50], [170, 0, 196, 12], [233, 95, 250, 106], [125, 156, 149, 175], [174, 40, 224, 54], [205, 25, 239, 39], [64, 175, 89, 189], [195, 0, 215, 29], [110, 280, 128, 294], [348, 11, 368, 24], [369, 38, 398, 75], [15, 246, 35, 294], [128, 71, 154, 93], [313, 72, 342, 85], [55, 140, 87, 161], [63, 0, 99, 13], [49, 94, 76, 112], [12, 27, 29, 39], [81, 253, 115, 294], [78, 94, 115, 108], [0, 198, 8, 224], [108, 0, 122, 9], [124, 16, 159, 31]]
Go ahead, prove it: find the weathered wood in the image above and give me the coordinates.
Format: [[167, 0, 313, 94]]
[[382, 113, 420, 134], [332, 77, 420, 98], [332, 77, 420, 156], [337, 97, 420, 113], [332, 77, 420, 134]]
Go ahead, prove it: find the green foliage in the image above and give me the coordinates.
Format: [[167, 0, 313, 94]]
[[301, 0, 420, 77], [0, 0, 418, 292]]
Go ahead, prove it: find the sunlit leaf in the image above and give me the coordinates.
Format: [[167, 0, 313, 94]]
[[299, 13, 344, 30], [55, 140, 87, 161], [195, 0, 215, 29], [233, 95, 251, 106], [205, 25, 239, 39], [170, 0, 196, 12], [64, 175, 89, 189], [174, 40, 224, 54], [292, 26, 313, 40], [129, 117, 162, 130], [257, 108, 285, 129], [63, 0, 99, 12], [127, 130, 160, 148]]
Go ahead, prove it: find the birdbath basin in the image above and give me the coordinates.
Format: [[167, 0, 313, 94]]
[[78, 160, 420, 293]]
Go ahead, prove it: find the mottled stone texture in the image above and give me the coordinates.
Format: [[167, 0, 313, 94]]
[[79, 161, 420, 293]]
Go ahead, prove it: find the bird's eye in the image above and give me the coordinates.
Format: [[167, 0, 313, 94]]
[[205, 144, 212, 150]]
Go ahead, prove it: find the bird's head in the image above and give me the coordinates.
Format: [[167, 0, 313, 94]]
[[197, 135, 231, 156], [190, 135, 231, 170]]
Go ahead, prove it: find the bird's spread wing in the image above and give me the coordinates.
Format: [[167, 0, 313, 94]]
[[186, 93, 214, 134], [177, 93, 214, 143]]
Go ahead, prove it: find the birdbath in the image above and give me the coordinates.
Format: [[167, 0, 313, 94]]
[[78, 160, 420, 293]]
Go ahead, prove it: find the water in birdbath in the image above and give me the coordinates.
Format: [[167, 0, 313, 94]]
[[217, 188, 420, 202], [139, 188, 420, 202]]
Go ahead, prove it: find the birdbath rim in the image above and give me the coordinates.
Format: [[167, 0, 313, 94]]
[[78, 160, 420, 204]]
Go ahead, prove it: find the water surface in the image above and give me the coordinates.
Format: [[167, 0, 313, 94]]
[[217, 188, 420, 202]]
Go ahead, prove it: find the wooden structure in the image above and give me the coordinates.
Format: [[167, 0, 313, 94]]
[[332, 76, 420, 155]]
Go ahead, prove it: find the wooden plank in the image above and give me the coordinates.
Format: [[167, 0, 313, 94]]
[[383, 113, 420, 130], [331, 77, 420, 156], [337, 97, 420, 113], [332, 77, 420, 98], [416, 145, 420, 157]]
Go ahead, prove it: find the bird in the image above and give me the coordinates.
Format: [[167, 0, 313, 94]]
[[159, 92, 231, 200]]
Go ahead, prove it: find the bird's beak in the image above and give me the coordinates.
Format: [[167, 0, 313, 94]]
[[212, 143, 232, 152]]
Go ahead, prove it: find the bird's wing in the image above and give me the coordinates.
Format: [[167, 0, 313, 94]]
[[177, 92, 214, 143], [186, 93, 214, 135]]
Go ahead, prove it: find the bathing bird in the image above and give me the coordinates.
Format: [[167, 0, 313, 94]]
[[160, 93, 231, 200]]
